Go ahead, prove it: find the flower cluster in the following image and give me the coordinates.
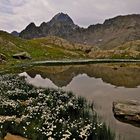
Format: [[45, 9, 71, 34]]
[[0, 74, 115, 140]]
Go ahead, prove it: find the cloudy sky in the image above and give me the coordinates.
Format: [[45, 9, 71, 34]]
[[0, 0, 140, 32]]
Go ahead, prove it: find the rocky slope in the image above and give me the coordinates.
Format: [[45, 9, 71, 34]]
[[31, 36, 98, 53], [19, 13, 140, 50]]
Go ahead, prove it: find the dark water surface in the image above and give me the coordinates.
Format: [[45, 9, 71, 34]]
[[19, 64, 140, 140]]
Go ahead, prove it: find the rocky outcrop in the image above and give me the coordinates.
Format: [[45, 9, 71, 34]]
[[13, 52, 31, 60], [19, 13, 140, 50], [4, 133, 27, 140], [113, 100, 140, 122], [0, 53, 6, 62]]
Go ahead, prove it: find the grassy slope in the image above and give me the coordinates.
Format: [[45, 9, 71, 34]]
[[30, 36, 98, 52], [28, 37, 86, 60], [0, 31, 85, 69]]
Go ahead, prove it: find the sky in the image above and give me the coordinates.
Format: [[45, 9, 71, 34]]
[[0, 0, 140, 32]]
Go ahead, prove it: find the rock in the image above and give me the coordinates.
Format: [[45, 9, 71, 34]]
[[4, 133, 27, 140], [0, 53, 6, 62], [113, 67, 118, 70], [13, 52, 31, 60], [113, 100, 140, 122]]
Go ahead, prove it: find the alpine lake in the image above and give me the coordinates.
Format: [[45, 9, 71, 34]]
[[0, 62, 140, 140]]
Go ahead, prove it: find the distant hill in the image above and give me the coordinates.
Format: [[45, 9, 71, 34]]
[[19, 13, 140, 50], [11, 31, 19, 37]]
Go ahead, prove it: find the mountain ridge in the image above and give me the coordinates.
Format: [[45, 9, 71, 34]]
[[20, 13, 78, 39], [18, 13, 140, 50]]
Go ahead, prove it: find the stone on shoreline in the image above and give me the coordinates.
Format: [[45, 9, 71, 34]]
[[0, 53, 6, 62], [113, 100, 140, 122], [4, 133, 27, 140]]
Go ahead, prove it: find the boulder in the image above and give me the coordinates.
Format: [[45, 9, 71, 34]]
[[0, 53, 6, 62], [4, 133, 27, 140], [113, 100, 140, 122], [13, 52, 31, 60]]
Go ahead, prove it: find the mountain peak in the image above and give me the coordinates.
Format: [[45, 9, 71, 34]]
[[50, 12, 74, 25], [26, 22, 36, 29]]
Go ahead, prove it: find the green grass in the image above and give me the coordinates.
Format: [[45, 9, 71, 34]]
[[0, 31, 85, 70], [0, 31, 84, 60]]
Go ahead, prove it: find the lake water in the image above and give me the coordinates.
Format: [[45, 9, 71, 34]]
[[19, 63, 140, 140]]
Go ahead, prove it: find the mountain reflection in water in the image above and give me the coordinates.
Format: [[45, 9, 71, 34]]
[[23, 64, 140, 88], [19, 64, 140, 140]]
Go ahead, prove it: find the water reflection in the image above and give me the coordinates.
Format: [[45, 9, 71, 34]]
[[24, 64, 140, 88], [19, 64, 140, 140]]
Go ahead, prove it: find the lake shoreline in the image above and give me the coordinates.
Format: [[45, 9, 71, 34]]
[[14, 59, 140, 69], [1, 59, 140, 75], [30, 59, 140, 66]]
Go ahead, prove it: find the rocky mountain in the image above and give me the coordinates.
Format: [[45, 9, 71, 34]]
[[20, 13, 78, 39], [80, 14, 140, 49], [19, 13, 140, 50]]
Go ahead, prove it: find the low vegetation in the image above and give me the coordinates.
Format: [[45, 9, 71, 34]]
[[115, 40, 140, 51], [89, 49, 140, 59], [0, 74, 115, 140], [0, 31, 85, 66]]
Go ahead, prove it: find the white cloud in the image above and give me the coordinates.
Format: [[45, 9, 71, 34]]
[[0, 0, 140, 32]]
